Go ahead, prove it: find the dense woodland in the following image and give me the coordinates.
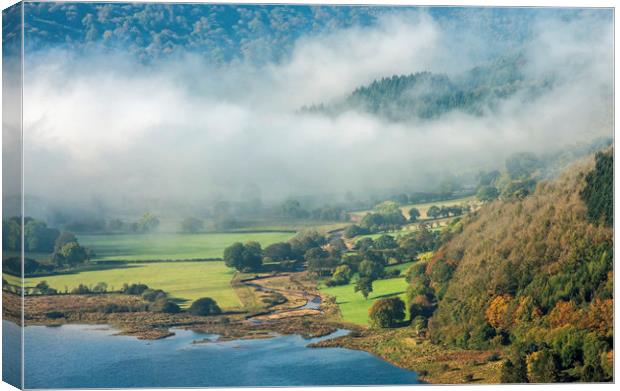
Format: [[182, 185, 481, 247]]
[[301, 55, 545, 122], [419, 150, 613, 382]]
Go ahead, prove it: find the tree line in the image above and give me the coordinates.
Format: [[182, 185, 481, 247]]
[[2, 217, 93, 276]]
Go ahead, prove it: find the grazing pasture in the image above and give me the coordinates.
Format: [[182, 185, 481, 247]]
[[79, 231, 295, 261], [19, 261, 240, 309]]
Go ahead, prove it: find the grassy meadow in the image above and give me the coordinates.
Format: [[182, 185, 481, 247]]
[[79, 231, 295, 261], [17, 261, 240, 309], [320, 262, 413, 325]]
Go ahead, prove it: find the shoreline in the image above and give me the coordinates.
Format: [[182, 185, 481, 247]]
[[4, 309, 499, 384], [5, 314, 500, 384], [3, 268, 502, 385]]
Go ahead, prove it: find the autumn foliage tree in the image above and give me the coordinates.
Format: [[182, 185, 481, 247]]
[[485, 295, 513, 332], [369, 297, 406, 328]]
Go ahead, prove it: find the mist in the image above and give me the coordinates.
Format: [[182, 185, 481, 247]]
[[20, 9, 613, 218]]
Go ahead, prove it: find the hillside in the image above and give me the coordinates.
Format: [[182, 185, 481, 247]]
[[302, 55, 550, 121], [424, 150, 613, 382]]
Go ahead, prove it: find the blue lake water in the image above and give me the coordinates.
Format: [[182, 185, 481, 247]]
[[3, 320, 421, 388]]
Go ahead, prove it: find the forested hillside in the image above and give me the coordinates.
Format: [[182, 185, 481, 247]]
[[302, 55, 550, 121], [421, 150, 613, 382]]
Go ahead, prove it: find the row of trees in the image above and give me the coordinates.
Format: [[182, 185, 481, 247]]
[[3, 217, 61, 253], [426, 204, 469, 219], [62, 213, 161, 234], [108, 213, 161, 233], [345, 201, 469, 241], [280, 199, 349, 221], [223, 231, 331, 272], [2, 218, 93, 275], [355, 201, 408, 234]]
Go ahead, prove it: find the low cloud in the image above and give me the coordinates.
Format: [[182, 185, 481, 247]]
[[21, 10, 613, 214]]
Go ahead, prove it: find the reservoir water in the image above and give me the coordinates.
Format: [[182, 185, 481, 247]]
[[3, 320, 420, 388]]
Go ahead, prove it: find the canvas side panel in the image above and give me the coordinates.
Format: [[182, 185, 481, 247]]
[[2, 1, 24, 389]]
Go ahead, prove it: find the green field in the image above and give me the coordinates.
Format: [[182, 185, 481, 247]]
[[320, 271, 410, 326], [79, 231, 295, 261], [15, 261, 240, 309]]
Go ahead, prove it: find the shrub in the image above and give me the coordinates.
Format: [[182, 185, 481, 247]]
[[188, 297, 222, 316], [487, 352, 501, 362], [121, 283, 149, 295], [142, 289, 167, 302], [45, 311, 65, 319], [369, 297, 405, 328], [260, 292, 286, 306], [71, 284, 92, 294], [151, 299, 181, 314], [92, 282, 108, 293], [331, 264, 353, 285], [36, 281, 58, 295], [101, 303, 131, 313]]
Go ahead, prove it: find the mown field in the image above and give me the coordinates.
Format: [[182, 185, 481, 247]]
[[15, 261, 240, 309], [79, 231, 295, 261], [320, 262, 413, 325]]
